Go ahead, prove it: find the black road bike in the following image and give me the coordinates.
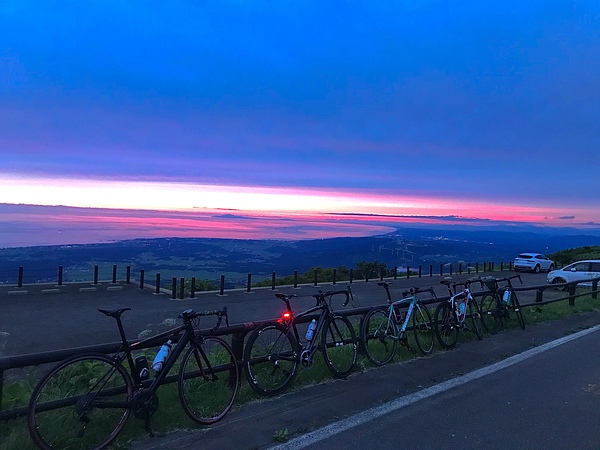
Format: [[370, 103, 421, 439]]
[[243, 288, 358, 396], [479, 274, 525, 333], [28, 307, 238, 450]]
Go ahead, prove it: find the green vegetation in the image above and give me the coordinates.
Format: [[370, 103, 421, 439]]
[[549, 246, 600, 266], [272, 428, 289, 443]]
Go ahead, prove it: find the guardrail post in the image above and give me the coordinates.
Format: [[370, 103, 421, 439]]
[[231, 331, 245, 381], [406, 266, 410, 279], [112, 265, 117, 283], [220, 275, 225, 295], [272, 272, 277, 290], [500, 262, 504, 272], [247, 273, 252, 292], [314, 269, 318, 286], [93, 265, 99, 284], [57, 266, 63, 286], [450, 264, 453, 276], [439, 264, 443, 276], [333, 268, 337, 285], [179, 278, 185, 299], [126, 265, 131, 284], [475, 263, 479, 273], [349, 268, 353, 283], [393, 266, 397, 280], [294, 271, 298, 288], [429, 265, 433, 277], [139, 269, 145, 289], [172, 277, 177, 299], [365, 270, 369, 283], [593, 280, 598, 300], [155, 273, 160, 294], [568, 284, 576, 306], [418, 265, 422, 278], [379, 267, 384, 281], [509, 261, 513, 271], [17, 266, 23, 288], [535, 288, 543, 303], [483, 262, 487, 272], [191, 277, 196, 298]]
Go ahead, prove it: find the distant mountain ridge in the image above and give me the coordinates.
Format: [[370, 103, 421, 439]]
[[1, 228, 600, 285]]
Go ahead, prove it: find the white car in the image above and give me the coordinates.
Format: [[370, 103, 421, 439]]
[[513, 253, 554, 273], [547, 260, 600, 285]]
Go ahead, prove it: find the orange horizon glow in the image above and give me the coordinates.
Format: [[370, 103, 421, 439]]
[[0, 174, 598, 228]]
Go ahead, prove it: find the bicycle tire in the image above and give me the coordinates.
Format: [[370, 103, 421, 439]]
[[479, 294, 502, 334], [412, 303, 434, 355], [28, 353, 133, 450], [509, 292, 526, 330], [321, 315, 357, 377], [434, 302, 459, 349], [361, 306, 398, 366], [179, 336, 239, 424], [468, 299, 484, 340], [243, 322, 299, 396]]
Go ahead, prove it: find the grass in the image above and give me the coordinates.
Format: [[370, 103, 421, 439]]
[[2, 289, 600, 449]]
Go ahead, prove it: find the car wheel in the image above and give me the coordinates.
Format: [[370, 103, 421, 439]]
[[534, 264, 540, 274], [552, 277, 566, 284], [548, 264, 554, 272]]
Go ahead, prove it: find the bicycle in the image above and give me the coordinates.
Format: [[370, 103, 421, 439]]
[[243, 288, 358, 396], [479, 274, 525, 334], [28, 307, 238, 450], [361, 282, 436, 366], [434, 277, 483, 349]]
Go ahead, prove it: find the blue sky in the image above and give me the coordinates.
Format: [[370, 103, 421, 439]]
[[1, 1, 599, 246]]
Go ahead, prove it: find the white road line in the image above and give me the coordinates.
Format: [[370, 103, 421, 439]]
[[270, 324, 600, 449]]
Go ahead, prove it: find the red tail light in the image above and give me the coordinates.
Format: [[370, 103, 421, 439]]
[[278, 311, 292, 323]]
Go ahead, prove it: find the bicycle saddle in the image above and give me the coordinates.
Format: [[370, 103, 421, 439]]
[[98, 307, 131, 318]]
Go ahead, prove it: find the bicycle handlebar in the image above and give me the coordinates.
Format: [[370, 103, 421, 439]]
[[312, 288, 353, 307], [179, 307, 229, 330]]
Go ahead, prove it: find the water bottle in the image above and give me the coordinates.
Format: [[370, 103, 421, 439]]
[[305, 319, 317, 341], [503, 289, 511, 304], [151, 340, 172, 372]]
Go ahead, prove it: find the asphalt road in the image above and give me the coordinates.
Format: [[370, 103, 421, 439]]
[[1, 271, 554, 357]]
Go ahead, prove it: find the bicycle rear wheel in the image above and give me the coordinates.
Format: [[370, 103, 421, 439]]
[[321, 315, 357, 377], [434, 302, 459, 349], [468, 300, 484, 339], [179, 336, 239, 424], [361, 306, 398, 366], [509, 292, 526, 330], [412, 303, 434, 355], [28, 353, 133, 450], [480, 294, 502, 334], [243, 322, 299, 396]]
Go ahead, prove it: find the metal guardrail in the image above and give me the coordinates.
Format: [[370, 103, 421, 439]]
[[1, 277, 598, 422]]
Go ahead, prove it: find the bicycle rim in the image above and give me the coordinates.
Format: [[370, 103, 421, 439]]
[[243, 322, 299, 396], [28, 353, 132, 450], [479, 295, 502, 334], [412, 304, 434, 355], [322, 315, 357, 377], [179, 337, 239, 424], [361, 307, 397, 366], [434, 302, 458, 349], [468, 300, 483, 339]]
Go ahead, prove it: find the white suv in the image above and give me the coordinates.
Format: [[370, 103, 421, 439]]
[[513, 253, 554, 273], [547, 260, 600, 285]]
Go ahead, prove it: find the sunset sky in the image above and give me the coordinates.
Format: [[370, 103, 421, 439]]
[[1, 2, 599, 246]]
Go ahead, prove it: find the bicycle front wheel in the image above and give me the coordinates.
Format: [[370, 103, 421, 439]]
[[412, 303, 434, 355], [509, 292, 526, 330], [434, 302, 459, 349], [28, 353, 133, 450], [361, 306, 398, 366], [480, 294, 502, 334], [321, 315, 357, 378], [179, 336, 239, 424], [243, 322, 299, 396], [468, 300, 484, 339]]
